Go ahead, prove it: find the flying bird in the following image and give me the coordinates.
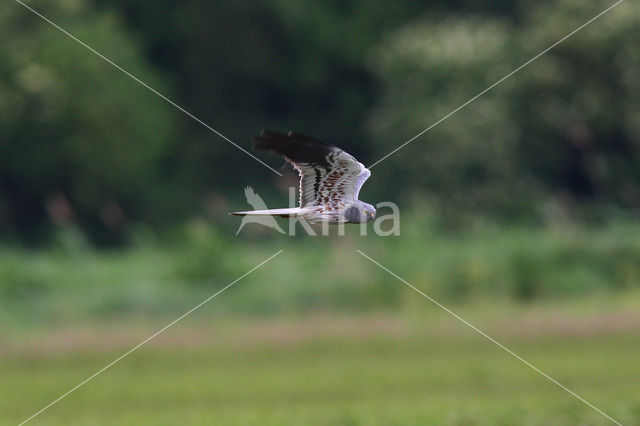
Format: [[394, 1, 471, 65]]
[[231, 130, 375, 223]]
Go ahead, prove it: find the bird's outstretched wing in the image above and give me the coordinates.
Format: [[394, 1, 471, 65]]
[[252, 130, 371, 209]]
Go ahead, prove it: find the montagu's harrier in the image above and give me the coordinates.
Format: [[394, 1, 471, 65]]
[[231, 130, 375, 223]]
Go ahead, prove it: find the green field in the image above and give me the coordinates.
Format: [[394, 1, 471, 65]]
[[4, 0, 639, 424], [3, 294, 640, 425], [2, 223, 640, 424]]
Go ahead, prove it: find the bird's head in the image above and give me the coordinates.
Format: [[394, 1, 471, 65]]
[[345, 201, 376, 223]]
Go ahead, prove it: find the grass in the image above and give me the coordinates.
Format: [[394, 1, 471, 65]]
[[3, 219, 640, 324], [2, 295, 640, 425], [2, 220, 640, 424]]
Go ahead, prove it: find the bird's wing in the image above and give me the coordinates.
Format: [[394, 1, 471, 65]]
[[353, 168, 371, 201], [252, 130, 370, 208]]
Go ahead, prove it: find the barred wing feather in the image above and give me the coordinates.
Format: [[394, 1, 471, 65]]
[[252, 131, 371, 209]]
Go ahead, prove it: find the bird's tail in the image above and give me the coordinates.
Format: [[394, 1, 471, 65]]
[[230, 207, 303, 218]]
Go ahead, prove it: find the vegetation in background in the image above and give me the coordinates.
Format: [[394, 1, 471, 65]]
[[2, 0, 638, 245], [0, 0, 179, 245], [3, 301, 639, 425], [2, 3, 638, 423], [3, 216, 640, 324], [2, 0, 639, 345], [368, 0, 640, 223]]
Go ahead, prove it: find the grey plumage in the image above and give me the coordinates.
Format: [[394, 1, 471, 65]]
[[232, 130, 375, 224]]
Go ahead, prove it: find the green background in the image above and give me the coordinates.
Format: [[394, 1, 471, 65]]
[[2, 0, 639, 424]]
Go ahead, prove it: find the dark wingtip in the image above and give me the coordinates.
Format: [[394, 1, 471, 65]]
[[287, 131, 332, 146], [251, 130, 336, 165], [252, 130, 285, 150]]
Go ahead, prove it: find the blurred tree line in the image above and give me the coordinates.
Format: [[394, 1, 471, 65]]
[[368, 0, 640, 226], [1, 0, 638, 246]]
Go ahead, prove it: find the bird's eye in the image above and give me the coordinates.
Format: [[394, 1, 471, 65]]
[[363, 209, 368, 215]]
